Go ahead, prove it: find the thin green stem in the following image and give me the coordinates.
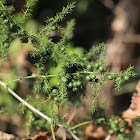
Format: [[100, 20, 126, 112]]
[[70, 120, 93, 130], [6, 74, 57, 86], [7, 75, 37, 85], [0, 1, 4, 7], [50, 122, 56, 140], [19, 8, 28, 23], [40, 75, 57, 78], [73, 71, 98, 75]]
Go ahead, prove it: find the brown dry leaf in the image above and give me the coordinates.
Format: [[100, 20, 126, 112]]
[[0, 131, 21, 140], [85, 123, 107, 139], [136, 80, 140, 93], [130, 93, 140, 116], [122, 80, 140, 121], [27, 132, 49, 140]]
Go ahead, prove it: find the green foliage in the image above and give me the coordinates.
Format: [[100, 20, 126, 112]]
[[0, 0, 137, 137], [0, 1, 15, 61], [94, 115, 130, 139], [117, 134, 129, 140], [0, 107, 7, 114], [21, 0, 38, 23], [100, 98, 108, 109]]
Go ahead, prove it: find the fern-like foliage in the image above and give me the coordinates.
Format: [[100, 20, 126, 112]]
[[20, 0, 38, 23], [0, 0, 137, 136]]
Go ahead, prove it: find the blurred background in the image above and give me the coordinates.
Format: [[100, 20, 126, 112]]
[[0, 0, 140, 139]]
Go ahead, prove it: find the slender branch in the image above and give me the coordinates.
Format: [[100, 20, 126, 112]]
[[67, 109, 77, 125], [19, 9, 29, 23], [123, 34, 140, 43], [100, 0, 115, 11], [50, 123, 56, 140], [4, 69, 121, 87], [105, 135, 111, 140], [0, 1, 5, 8], [57, 124, 80, 140], [70, 120, 93, 130], [0, 80, 52, 122], [6, 75, 37, 86], [0, 80, 80, 140], [6, 74, 57, 86]]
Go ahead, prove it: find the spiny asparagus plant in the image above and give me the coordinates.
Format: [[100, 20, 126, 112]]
[[0, 0, 136, 138], [94, 115, 130, 140]]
